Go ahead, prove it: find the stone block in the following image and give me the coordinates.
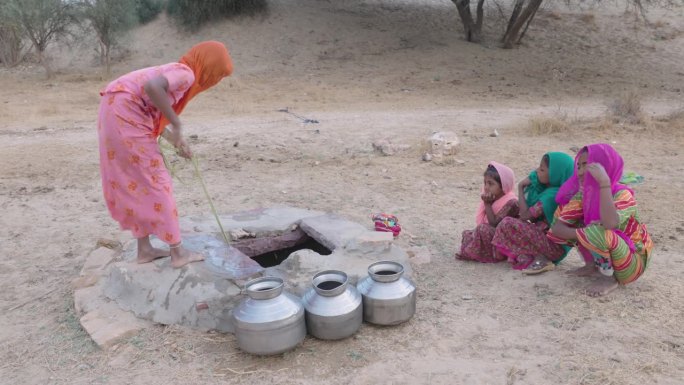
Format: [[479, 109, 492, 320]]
[[81, 247, 116, 276], [346, 231, 394, 253], [80, 304, 148, 348], [74, 285, 104, 314], [300, 214, 367, 250]]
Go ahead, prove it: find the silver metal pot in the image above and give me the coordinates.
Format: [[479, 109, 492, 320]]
[[301, 270, 362, 340], [356, 261, 416, 326], [231, 277, 306, 355]]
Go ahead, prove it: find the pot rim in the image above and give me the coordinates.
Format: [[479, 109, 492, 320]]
[[312, 270, 348, 297], [368, 261, 404, 283], [245, 276, 284, 300]]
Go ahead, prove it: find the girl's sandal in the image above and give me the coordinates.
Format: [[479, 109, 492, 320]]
[[522, 260, 555, 275]]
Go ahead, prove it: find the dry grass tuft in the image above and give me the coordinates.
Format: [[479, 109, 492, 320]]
[[607, 91, 645, 124], [527, 115, 569, 135], [579, 13, 596, 25]]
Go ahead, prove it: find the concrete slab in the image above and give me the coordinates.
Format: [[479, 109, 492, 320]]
[[180, 206, 325, 237], [299, 213, 368, 250], [103, 257, 242, 333]]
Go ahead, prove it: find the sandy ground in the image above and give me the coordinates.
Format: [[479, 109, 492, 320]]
[[1, 0, 684, 384]]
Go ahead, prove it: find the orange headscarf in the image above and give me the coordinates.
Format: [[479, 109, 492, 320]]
[[155, 41, 233, 136]]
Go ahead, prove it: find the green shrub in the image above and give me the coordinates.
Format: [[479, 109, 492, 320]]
[[135, 0, 163, 24], [166, 0, 267, 31]]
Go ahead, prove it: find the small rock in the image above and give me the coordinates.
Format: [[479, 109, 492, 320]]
[[490, 129, 499, 137], [233, 141, 239, 147], [569, 146, 580, 153], [461, 294, 474, 300], [189, 134, 198, 140], [427, 131, 459, 157], [314, 161, 320, 166], [455, 159, 465, 165], [71, 274, 99, 289], [96, 238, 121, 249], [422, 153, 432, 162], [228, 229, 254, 241]]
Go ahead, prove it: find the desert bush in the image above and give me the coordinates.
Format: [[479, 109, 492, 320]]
[[0, 7, 26, 68], [135, 0, 163, 24], [5, 0, 77, 78], [166, 0, 267, 31], [607, 91, 644, 124], [80, 0, 137, 74]]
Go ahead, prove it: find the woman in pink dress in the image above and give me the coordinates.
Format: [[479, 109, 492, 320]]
[[97, 41, 233, 268]]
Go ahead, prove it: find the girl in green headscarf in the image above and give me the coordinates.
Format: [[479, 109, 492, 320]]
[[491, 152, 575, 274]]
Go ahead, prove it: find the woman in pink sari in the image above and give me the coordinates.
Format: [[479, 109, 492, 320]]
[[547, 144, 653, 296], [97, 41, 233, 268], [455, 162, 519, 262]]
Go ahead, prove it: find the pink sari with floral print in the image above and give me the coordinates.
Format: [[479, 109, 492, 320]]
[[97, 63, 194, 244]]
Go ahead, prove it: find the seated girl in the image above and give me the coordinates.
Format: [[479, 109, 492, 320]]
[[547, 144, 653, 297], [456, 162, 518, 263], [491, 152, 575, 273]]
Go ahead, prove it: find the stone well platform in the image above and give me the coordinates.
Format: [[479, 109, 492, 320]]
[[74, 206, 414, 348]]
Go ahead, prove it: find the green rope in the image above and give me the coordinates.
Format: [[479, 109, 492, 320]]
[[159, 138, 230, 244], [191, 155, 231, 244]]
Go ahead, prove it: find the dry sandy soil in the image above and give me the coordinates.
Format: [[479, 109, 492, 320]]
[[1, 0, 684, 384]]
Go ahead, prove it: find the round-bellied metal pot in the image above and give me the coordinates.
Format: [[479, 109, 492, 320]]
[[231, 277, 306, 355], [301, 270, 362, 340], [356, 261, 416, 326]]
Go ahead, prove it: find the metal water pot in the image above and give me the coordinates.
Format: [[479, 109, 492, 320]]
[[356, 261, 416, 325], [301, 270, 362, 340], [231, 277, 306, 355]]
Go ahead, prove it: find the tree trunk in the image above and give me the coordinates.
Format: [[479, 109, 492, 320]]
[[475, 0, 485, 36], [503, 0, 525, 43], [37, 48, 52, 79], [99, 41, 106, 65], [502, 0, 543, 49], [105, 43, 111, 75], [516, 5, 539, 44], [453, 0, 483, 43]]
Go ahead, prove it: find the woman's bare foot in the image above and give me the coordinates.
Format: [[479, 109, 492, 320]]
[[137, 247, 169, 264], [586, 276, 619, 297], [566, 265, 598, 277], [170, 246, 204, 268]]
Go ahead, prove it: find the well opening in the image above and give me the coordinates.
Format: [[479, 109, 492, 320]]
[[232, 228, 332, 268]]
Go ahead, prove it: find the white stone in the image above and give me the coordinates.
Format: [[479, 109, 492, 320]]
[[427, 131, 459, 157]]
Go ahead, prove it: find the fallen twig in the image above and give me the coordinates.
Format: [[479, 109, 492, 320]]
[[6, 288, 58, 312]]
